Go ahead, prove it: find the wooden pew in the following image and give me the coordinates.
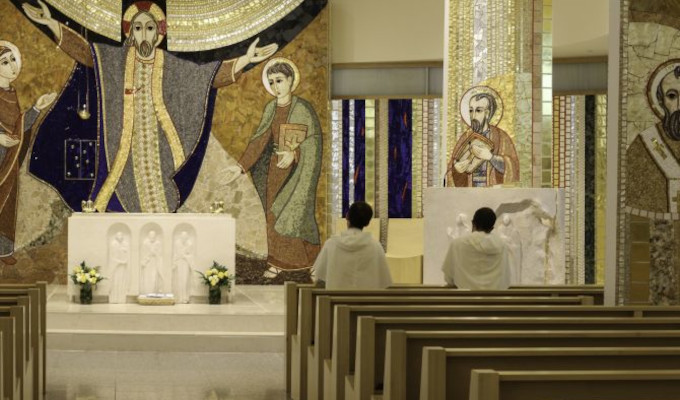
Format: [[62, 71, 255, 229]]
[[286, 282, 604, 400], [469, 369, 680, 400], [291, 287, 600, 400], [309, 297, 593, 400], [419, 346, 680, 400], [0, 305, 25, 400], [329, 306, 680, 400], [0, 287, 44, 400], [381, 328, 680, 400], [0, 282, 47, 398], [0, 296, 34, 400], [286, 282, 316, 394], [0, 330, 3, 400]]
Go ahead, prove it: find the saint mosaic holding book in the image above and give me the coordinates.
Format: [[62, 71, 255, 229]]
[[447, 86, 519, 187]]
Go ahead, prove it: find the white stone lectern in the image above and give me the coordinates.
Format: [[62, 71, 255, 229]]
[[67, 213, 236, 303]]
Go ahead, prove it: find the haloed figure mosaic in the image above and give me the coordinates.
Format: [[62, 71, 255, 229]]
[[22, 0, 278, 213], [225, 58, 323, 276], [0, 41, 55, 265]]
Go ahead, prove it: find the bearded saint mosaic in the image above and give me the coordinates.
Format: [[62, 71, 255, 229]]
[[627, 59, 680, 216], [0, 41, 56, 265], [446, 86, 519, 187]]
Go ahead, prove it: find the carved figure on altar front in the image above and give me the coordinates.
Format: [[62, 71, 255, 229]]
[[108, 231, 130, 303], [140, 230, 164, 294], [447, 87, 519, 187], [172, 230, 195, 304], [22, 0, 278, 213], [447, 213, 471, 240], [0, 40, 56, 265], [495, 214, 522, 284]]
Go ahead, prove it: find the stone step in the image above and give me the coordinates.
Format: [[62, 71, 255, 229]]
[[48, 330, 284, 352], [48, 310, 283, 332], [46, 284, 285, 352]]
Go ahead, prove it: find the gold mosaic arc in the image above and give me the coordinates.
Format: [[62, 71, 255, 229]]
[[166, 0, 304, 51], [45, 0, 304, 51], [46, 0, 122, 41]]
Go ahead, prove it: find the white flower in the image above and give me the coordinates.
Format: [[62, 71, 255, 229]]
[[89, 277, 97, 284], [89, 269, 97, 276], [218, 272, 225, 279], [210, 268, 218, 275], [77, 273, 88, 283], [206, 269, 213, 276], [74, 266, 83, 273]]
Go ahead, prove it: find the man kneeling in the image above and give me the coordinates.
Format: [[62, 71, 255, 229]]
[[314, 202, 392, 289], [441, 207, 510, 289]]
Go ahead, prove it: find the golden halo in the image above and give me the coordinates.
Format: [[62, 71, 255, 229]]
[[123, 2, 166, 38], [459, 85, 504, 128], [647, 59, 680, 120], [261, 57, 300, 97], [0, 40, 22, 72]]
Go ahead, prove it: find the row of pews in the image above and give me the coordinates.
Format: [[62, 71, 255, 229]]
[[0, 282, 47, 400], [284, 282, 680, 400]]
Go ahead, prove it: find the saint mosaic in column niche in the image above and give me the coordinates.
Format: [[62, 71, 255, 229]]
[[620, 0, 680, 304], [447, 86, 519, 187]]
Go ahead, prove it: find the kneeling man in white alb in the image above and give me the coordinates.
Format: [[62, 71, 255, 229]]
[[441, 207, 510, 290], [314, 202, 392, 289]]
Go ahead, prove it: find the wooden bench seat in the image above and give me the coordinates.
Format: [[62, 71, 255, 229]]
[[285, 282, 604, 400], [420, 346, 680, 400], [469, 369, 680, 400], [297, 294, 595, 400], [308, 296, 592, 400], [0, 282, 47, 400], [0, 296, 37, 400], [0, 305, 25, 400], [380, 329, 680, 400], [0, 285, 46, 400], [328, 306, 680, 400]]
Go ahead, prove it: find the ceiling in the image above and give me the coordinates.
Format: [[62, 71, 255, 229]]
[[553, 0, 609, 58]]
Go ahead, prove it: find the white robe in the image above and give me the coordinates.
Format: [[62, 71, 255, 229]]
[[314, 228, 392, 289], [441, 231, 510, 290]]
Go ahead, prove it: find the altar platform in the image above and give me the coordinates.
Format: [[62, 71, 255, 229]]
[[46, 284, 284, 353]]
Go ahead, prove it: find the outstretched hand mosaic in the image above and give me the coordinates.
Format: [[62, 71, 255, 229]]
[[0, 0, 329, 284]]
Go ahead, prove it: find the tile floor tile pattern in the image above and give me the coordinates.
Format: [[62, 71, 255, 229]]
[[46, 350, 288, 400]]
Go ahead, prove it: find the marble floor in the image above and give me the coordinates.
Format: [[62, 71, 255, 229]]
[[46, 350, 289, 400]]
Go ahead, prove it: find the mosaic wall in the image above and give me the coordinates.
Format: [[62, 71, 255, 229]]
[[553, 94, 607, 286], [619, 0, 680, 304], [0, 0, 329, 284], [444, 0, 552, 189], [330, 98, 442, 225]]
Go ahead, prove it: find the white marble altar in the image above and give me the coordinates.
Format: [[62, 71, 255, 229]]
[[68, 214, 236, 303], [423, 188, 565, 285]]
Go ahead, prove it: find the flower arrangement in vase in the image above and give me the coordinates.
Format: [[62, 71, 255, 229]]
[[196, 261, 233, 304], [69, 261, 105, 304]]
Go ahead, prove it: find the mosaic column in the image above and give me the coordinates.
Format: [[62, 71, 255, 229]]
[[443, 0, 552, 188], [618, 0, 680, 304]]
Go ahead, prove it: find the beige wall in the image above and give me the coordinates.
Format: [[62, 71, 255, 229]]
[[330, 0, 445, 64], [330, 0, 610, 64]]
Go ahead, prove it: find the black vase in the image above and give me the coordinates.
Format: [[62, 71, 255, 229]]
[[80, 284, 93, 304], [208, 287, 221, 305]]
